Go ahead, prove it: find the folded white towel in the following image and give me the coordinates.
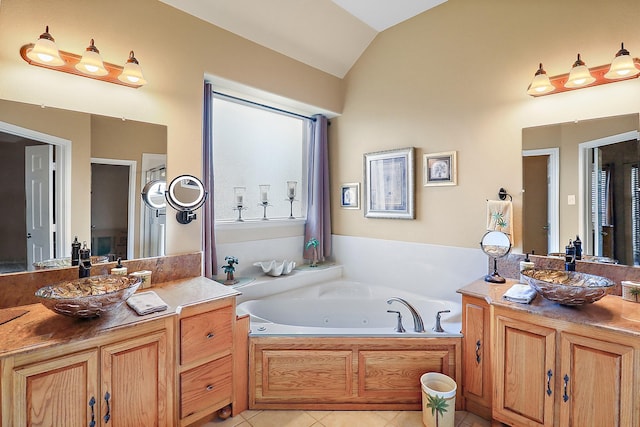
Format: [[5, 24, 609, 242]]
[[503, 284, 537, 304], [127, 291, 168, 316]]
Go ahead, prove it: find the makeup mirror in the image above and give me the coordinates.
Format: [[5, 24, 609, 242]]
[[481, 230, 511, 283], [165, 175, 207, 224]]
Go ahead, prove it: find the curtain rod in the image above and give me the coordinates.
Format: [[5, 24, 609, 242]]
[[212, 90, 316, 122]]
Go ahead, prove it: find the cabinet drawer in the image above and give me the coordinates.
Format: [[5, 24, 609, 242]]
[[180, 355, 233, 418], [180, 305, 233, 365]]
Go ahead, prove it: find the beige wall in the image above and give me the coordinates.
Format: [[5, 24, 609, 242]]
[[332, 0, 640, 251], [0, 0, 343, 256]]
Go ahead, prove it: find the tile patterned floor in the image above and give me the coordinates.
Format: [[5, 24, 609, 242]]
[[203, 410, 490, 427]]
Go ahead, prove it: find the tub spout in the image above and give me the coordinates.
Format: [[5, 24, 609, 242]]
[[386, 297, 425, 332]]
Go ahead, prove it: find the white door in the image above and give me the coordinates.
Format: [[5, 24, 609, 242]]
[[25, 144, 54, 268]]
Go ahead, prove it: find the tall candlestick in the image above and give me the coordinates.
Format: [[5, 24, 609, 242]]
[[287, 181, 297, 199]]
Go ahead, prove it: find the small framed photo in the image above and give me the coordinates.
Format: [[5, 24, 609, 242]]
[[340, 183, 360, 209], [364, 147, 415, 219], [423, 151, 457, 186]]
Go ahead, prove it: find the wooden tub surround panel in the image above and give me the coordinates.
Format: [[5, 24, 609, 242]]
[[250, 336, 461, 411]]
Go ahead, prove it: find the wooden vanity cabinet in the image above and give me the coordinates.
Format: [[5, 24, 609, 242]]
[[461, 295, 492, 419], [177, 297, 236, 426], [493, 307, 636, 427], [7, 318, 172, 427]]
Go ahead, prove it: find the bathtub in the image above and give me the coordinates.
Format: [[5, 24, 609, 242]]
[[236, 279, 462, 337]]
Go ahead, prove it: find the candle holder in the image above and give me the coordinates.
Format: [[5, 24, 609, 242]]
[[233, 186, 246, 222], [286, 181, 297, 219], [259, 184, 270, 220]]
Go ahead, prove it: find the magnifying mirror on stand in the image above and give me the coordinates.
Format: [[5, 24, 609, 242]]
[[480, 230, 512, 283], [165, 175, 207, 224]]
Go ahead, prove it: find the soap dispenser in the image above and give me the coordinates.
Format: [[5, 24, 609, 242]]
[[71, 237, 81, 266], [111, 258, 128, 275], [79, 242, 91, 278], [519, 253, 534, 281], [574, 235, 582, 260], [565, 239, 576, 271]]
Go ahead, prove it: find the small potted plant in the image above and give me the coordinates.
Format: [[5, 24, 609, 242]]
[[222, 256, 239, 285], [305, 237, 319, 267]]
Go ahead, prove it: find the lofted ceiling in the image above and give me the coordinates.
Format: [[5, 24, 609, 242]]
[[159, 0, 447, 78]]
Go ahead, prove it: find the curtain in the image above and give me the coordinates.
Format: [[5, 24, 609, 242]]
[[202, 82, 217, 277], [304, 114, 331, 262]]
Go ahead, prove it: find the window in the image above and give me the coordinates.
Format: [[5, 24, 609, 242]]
[[212, 93, 307, 222]]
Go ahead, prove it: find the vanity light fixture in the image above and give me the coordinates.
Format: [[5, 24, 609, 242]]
[[20, 26, 147, 88], [528, 43, 640, 97], [564, 54, 595, 88]]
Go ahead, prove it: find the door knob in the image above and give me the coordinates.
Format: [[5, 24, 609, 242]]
[[26, 233, 32, 239]]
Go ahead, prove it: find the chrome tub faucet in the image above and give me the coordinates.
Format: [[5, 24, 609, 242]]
[[386, 297, 425, 332]]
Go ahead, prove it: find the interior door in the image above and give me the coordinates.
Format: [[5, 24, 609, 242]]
[[523, 155, 549, 255], [25, 144, 54, 268]]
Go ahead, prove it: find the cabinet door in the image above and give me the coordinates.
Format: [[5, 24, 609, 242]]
[[461, 296, 491, 417], [13, 349, 99, 427], [101, 331, 169, 427], [559, 332, 634, 427], [494, 314, 555, 427]]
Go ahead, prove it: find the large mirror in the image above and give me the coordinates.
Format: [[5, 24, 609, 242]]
[[522, 113, 639, 266], [0, 99, 167, 273]]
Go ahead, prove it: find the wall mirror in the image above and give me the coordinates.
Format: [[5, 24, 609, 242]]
[[0, 99, 167, 274], [165, 175, 207, 224], [522, 113, 640, 266]]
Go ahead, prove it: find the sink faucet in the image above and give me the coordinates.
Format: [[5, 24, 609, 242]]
[[386, 297, 425, 332]]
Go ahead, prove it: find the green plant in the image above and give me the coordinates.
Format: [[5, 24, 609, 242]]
[[426, 393, 449, 427]]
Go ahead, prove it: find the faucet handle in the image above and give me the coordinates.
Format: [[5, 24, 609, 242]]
[[433, 310, 450, 333], [387, 310, 406, 333]]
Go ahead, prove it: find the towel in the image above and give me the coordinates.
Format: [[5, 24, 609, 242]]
[[503, 284, 538, 304], [487, 200, 513, 240], [126, 291, 168, 316]]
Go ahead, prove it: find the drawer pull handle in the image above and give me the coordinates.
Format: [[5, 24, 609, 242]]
[[206, 332, 215, 339], [89, 396, 96, 427], [546, 370, 553, 396], [475, 340, 481, 363], [563, 374, 569, 402], [104, 391, 111, 423], [206, 384, 215, 391]]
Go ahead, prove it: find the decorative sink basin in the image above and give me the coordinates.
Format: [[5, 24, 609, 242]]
[[520, 269, 615, 306], [253, 260, 296, 277], [35, 275, 141, 318]]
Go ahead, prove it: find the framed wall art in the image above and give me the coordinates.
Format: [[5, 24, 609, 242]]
[[340, 183, 360, 209], [423, 150, 457, 186], [364, 147, 415, 219]]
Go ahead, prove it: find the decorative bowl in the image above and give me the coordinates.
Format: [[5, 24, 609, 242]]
[[35, 275, 141, 318], [520, 269, 615, 306], [253, 260, 296, 277]]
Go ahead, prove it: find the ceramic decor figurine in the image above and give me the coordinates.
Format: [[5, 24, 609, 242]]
[[223, 256, 239, 285]]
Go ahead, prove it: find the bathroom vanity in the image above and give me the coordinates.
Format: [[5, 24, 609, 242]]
[[0, 255, 248, 427], [459, 279, 640, 427]]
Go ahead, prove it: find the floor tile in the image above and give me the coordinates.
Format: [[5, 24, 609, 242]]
[[240, 410, 262, 421], [373, 411, 400, 421], [201, 415, 247, 427], [245, 410, 317, 427], [305, 411, 332, 421], [316, 411, 388, 427], [385, 411, 423, 427]]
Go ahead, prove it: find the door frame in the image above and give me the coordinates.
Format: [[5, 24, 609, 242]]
[[0, 120, 71, 259], [578, 130, 639, 256], [522, 147, 559, 254], [91, 158, 137, 260]]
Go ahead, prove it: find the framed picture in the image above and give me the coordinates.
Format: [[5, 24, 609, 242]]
[[340, 183, 360, 209], [423, 151, 457, 186], [364, 147, 415, 219]]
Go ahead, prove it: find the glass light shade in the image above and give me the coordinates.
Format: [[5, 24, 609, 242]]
[[26, 26, 64, 66], [118, 51, 147, 85], [75, 39, 108, 76], [287, 181, 297, 199], [604, 44, 639, 79], [233, 186, 246, 207], [527, 63, 555, 95], [564, 54, 595, 88], [259, 184, 270, 203]]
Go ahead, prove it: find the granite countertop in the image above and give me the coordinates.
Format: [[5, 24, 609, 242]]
[[458, 278, 640, 337], [0, 276, 240, 359]]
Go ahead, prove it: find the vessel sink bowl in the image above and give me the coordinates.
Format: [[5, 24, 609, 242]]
[[520, 269, 615, 306], [35, 275, 141, 318], [253, 260, 296, 277]]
